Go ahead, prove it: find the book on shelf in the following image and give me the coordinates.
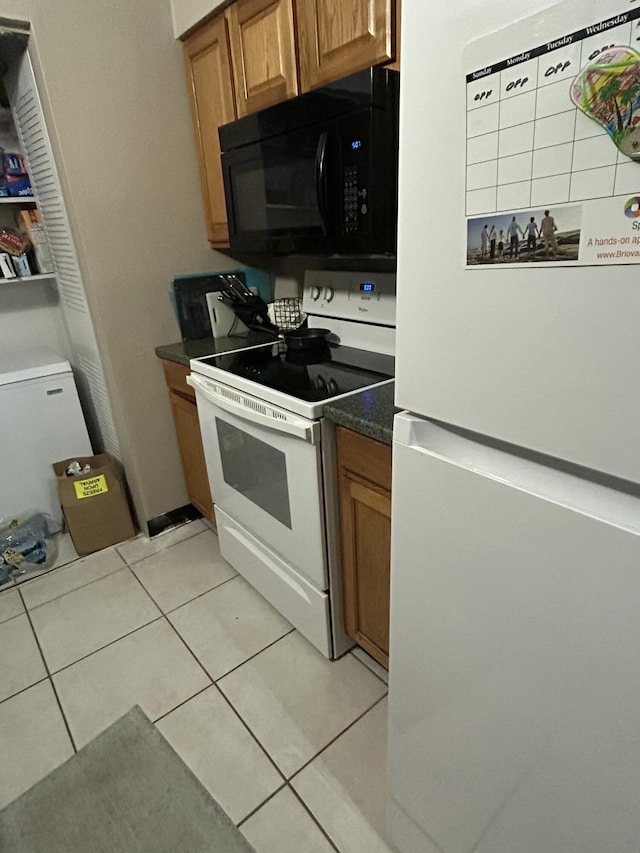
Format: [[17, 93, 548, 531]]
[[15, 208, 54, 274], [0, 253, 16, 278], [11, 253, 31, 277]]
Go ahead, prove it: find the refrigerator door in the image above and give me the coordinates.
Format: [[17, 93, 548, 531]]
[[388, 412, 640, 853], [395, 0, 640, 483]]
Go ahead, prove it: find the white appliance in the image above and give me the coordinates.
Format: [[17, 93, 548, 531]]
[[388, 1, 640, 852], [0, 348, 92, 525], [190, 270, 395, 658]]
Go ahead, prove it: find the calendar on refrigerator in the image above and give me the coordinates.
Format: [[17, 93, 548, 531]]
[[464, 2, 640, 268]]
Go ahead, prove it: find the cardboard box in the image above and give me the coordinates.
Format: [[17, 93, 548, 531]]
[[52, 454, 135, 556]]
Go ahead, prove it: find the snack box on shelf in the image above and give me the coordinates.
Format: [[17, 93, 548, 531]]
[[1, 153, 27, 176], [4, 175, 33, 197]]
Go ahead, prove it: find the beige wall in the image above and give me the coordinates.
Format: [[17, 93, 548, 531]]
[[170, 0, 228, 37], [3, 0, 225, 528]]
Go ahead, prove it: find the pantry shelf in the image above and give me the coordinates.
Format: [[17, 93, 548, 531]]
[[1, 272, 56, 283]]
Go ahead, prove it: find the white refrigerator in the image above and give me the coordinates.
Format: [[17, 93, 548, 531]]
[[388, 1, 640, 852]]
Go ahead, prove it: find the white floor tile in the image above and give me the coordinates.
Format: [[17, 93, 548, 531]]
[[0, 613, 47, 701], [53, 618, 210, 749], [292, 699, 392, 853], [0, 680, 73, 809], [219, 632, 387, 778], [131, 530, 236, 613], [51, 531, 80, 569], [0, 587, 23, 623], [30, 568, 161, 672], [241, 788, 334, 853], [20, 547, 125, 610], [351, 647, 389, 685], [116, 520, 206, 565], [157, 685, 282, 823], [169, 576, 291, 681]]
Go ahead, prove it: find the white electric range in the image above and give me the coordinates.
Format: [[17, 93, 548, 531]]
[[189, 269, 395, 658]]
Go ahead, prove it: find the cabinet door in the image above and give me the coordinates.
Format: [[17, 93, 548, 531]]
[[295, 0, 395, 93], [183, 16, 236, 247], [386, 0, 401, 72], [169, 390, 216, 525], [227, 0, 298, 117], [337, 428, 392, 668]]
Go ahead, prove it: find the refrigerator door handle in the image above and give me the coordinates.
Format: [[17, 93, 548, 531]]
[[393, 412, 640, 536]]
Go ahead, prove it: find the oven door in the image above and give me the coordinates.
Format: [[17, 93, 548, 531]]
[[188, 373, 328, 589]]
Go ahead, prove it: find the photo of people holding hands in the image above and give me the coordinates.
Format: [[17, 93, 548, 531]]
[[467, 204, 581, 265]]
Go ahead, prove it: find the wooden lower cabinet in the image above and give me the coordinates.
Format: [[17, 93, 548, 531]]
[[161, 360, 215, 525], [336, 426, 391, 668]]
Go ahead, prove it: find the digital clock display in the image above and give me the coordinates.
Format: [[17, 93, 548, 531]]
[[351, 140, 363, 150], [360, 282, 375, 293]]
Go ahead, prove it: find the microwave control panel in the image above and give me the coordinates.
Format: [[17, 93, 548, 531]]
[[303, 270, 396, 327], [342, 136, 369, 235]]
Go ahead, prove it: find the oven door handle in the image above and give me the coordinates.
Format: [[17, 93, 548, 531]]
[[187, 374, 320, 444]]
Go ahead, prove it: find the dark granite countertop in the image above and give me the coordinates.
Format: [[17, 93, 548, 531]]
[[155, 332, 276, 367], [158, 338, 400, 444], [324, 382, 399, 446]]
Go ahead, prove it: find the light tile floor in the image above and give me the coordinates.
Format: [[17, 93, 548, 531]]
[[0, 521, 392, 852]]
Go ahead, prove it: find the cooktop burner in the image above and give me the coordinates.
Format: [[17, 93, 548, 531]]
[[197, 342, 394, 403]]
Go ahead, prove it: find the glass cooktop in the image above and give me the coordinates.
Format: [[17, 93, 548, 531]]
[[197, 342, 394, 403]]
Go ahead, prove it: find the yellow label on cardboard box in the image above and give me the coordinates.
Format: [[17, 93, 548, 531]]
[[74, 474, 109, 499]]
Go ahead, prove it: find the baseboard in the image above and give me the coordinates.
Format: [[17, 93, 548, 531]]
[[146, 504, 201, 538]]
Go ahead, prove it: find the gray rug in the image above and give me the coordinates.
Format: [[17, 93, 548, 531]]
[[0, 706, 256, 852]]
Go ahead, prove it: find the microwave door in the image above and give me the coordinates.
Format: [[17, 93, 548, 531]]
[[223, 125, 336, 254]]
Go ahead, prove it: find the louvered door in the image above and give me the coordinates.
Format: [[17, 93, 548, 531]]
[[4, 50, 120, 457]]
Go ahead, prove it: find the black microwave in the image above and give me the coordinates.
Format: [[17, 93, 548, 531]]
[[219, 67, 399, 256]]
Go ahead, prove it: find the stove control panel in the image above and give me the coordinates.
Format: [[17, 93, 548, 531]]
[[303, 270, 396, 327]]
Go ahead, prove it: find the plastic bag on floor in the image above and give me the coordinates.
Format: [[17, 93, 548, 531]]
[[0, 512, 61, 585]]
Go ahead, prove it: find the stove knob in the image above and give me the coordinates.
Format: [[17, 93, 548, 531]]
[[310, 286, 321, 301], [323, 287, 334, 302]]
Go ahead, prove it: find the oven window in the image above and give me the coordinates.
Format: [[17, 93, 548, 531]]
[[215, 418, 292, 529]]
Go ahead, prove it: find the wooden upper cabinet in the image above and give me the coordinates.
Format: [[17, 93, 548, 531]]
[[295, 0, 395, 93], [227, 0, 298, 117], [183, 16, 236, 247]]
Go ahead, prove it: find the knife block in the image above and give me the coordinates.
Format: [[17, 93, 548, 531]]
[[206, 292, 250, 339]]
